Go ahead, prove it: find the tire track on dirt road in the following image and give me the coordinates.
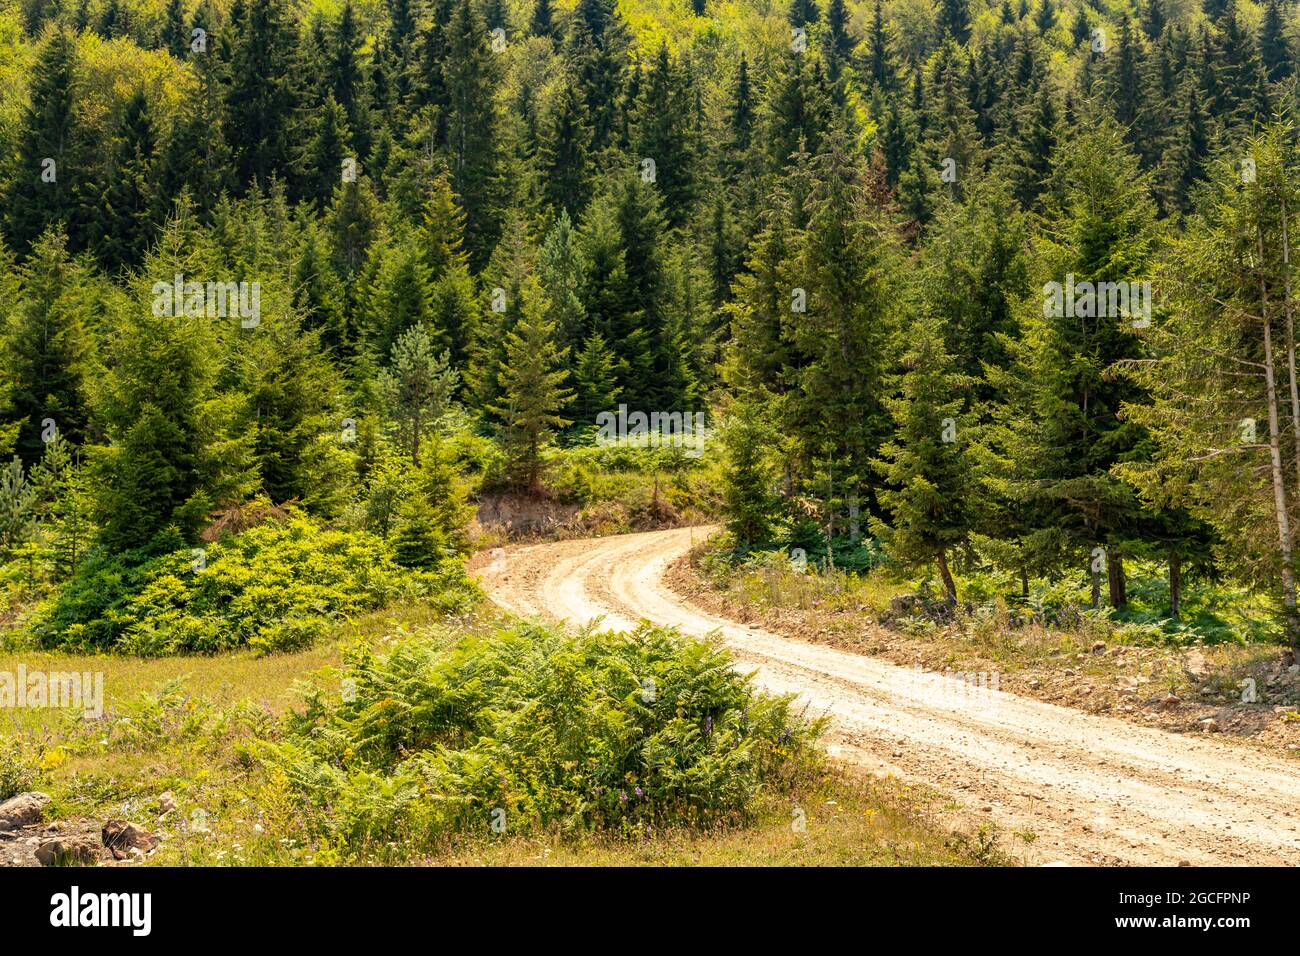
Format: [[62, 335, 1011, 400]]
[[476, 525, 1300, 866]]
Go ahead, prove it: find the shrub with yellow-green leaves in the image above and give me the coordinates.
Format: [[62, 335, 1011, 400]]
[[31, 514, 478, 655]]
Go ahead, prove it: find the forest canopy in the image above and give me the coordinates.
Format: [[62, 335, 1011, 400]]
[[3, 0, 1300, 650]]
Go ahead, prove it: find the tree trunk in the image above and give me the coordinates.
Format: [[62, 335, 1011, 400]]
[[825, 461, 834, 570], [1020, 568, 1029, 600], [1090, 558, 1101, 610], [1258, 227, 1300, 655], [1107, 550, 1127, 609], [1168, 549, 1181, 621], [936, 549, 957, 605], [412, 410, 422, 468], [1280, 197, 1300, 495]]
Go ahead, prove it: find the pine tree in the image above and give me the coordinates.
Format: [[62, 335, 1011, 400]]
[[788, 0, 819, 28], [762, 50, 831, 172], [1106, 17, 1145, 137], [786, 128, 898, 510], [1260, 0, 1291, 83], [872, 317, 972, 602], [530, 0, 555, 38], [300, 95, 354, 209], [632, 45, 696, 227], [2, 230, 93, 464], [419, 170, 471, 280], [938, 0, 971, 44], [566, 0, 629, 152], [571, 331, 624, 426], [1157, 80, 1211, 219], [328, 176, 382, 277], [915, 184, 1029, 405], [0, 457, 36, 557], [866, 0, 896, 91], [826, 0, 853, 61], [1034, 0, 1055, 35], [443, 0, 504, 266], [378, 322, 458, 467], [154, 42, 235, 221], [4, 27, 81, 256], [537, 82, 593, 218], [985, 126, 1160, 608], [161, 0, 189, 57], [93, 209, 257, 550], [30, 433, 90, 580], [1141, 0, 1166, 41], [537, 210, 587, 350], [1121, 128, 1300, 650], [720, 401, 780, 549], [292, 219, 349, 355], [225, 0, 304, 190], [329, 1, 368, 150], [488, 278, 573, 491], [90, 86, 159, 271]]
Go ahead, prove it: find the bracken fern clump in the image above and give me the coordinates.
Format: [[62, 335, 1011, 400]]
[[255, 621, 823, 855]]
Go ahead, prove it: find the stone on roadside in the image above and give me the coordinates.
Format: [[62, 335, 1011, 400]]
[[35, 836, 101, 867], [0, 792, 51, 831], [101, 820, 160, 860]]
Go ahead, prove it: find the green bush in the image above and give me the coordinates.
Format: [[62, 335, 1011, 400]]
[[0, 738, 39, 800], [257, 622, 823, 853], [29, 513, 478, 655]]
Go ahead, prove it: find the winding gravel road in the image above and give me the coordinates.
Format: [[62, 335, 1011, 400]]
[[476, 525, 1300, 866]]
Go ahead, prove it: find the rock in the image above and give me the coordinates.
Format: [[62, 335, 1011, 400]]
[[158, 792, 177, 815], [1185, 649, 1211, 680], [1159, 694, 1181, 708], [1091, 641, 1107, 655], [1026, 678, 1041, 690], [0, 792, 51, 830], [1199, 718, 1220, 733], [101, 820, 159, 860], [35, 836, 100, 867]]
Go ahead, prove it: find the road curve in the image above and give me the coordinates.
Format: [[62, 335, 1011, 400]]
[[476, 525, 1300, 866]]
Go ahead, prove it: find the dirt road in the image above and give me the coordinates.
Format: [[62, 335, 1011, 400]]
[[476, 525, 1300, 865]]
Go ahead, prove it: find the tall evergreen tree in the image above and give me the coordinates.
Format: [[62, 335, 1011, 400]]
[[4, 27, 81, 256], [488, 278, 573, 490], [1, 230, 93, 464]]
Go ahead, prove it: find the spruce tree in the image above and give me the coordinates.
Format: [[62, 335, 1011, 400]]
[[720, 402, 780, 549], [488, 278, 573, 491], [443, 0, 504, 266], [2, 230, 93, 464], [985, 126, 1160, 608], [378, 322, 459, 467], [225, 0, 304, 190], [872, 317, 972, 603], [4, 27, 81, 256]]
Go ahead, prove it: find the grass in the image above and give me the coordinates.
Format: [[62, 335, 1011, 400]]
[[0, 602, 1007, 867], [425, 769, 1002, 867]]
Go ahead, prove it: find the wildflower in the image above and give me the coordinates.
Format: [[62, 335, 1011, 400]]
[[619, 791, 628, 804], [634, 786, 643, 798]]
